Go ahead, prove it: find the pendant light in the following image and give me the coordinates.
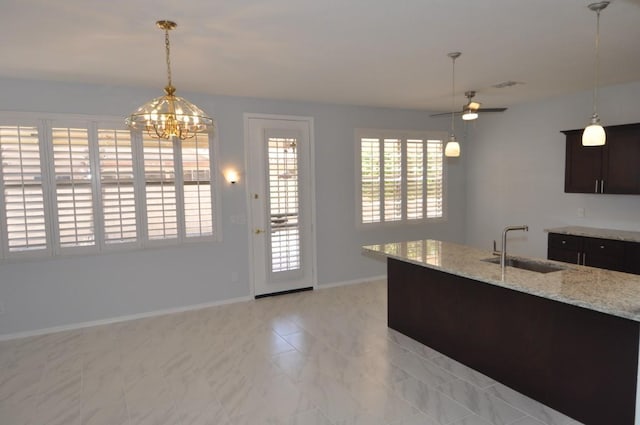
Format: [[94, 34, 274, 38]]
[[126, 20, 214, 140], [444, 52, 461, 157], [582, 2, 609, 147]]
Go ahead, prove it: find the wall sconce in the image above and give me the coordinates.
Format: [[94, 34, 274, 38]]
[[225, 169, 239, 184]]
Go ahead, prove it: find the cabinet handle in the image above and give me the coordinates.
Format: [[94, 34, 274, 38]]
[[577, 252, 581, 264], [600, 180, 604, 193], [562, 240, 566, 245], [600, 245, 605, 249], [595, 180, 598, 193], [582, 253, 587, 265]]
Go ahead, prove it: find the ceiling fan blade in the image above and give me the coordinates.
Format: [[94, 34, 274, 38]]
[[430, 111, 462, 117], [477, 107, 507, 113]]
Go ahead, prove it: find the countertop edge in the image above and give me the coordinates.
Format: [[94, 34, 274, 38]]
[[363, 242, 640, 323], [545, 226, 640, 243]]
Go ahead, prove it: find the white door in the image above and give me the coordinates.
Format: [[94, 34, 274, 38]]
[[245, 114, 316, 297]]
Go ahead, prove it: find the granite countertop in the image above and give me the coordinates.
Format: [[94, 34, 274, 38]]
[[363, 239, 640, 322], [545, 226, 640, 243]]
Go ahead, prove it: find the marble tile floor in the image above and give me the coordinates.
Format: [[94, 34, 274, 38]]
[[0, 280, 584, 425]]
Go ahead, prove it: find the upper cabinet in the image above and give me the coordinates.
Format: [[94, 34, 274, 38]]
[[563, 123, 640, 194]]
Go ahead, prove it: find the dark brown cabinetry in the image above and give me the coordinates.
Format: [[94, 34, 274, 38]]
[[563, 123, 640, 194], [548, 232, 640, 274]]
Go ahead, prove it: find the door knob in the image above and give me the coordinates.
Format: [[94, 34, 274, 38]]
[[255, 229, 265, 234]]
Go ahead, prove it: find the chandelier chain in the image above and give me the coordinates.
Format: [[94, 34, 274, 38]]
[[165, 27, 173, 89]]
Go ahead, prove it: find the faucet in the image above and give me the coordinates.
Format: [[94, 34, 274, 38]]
[[494, 225, 529, 269]]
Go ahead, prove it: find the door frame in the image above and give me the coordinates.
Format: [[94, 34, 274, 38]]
[[243, 113, 317, 298]]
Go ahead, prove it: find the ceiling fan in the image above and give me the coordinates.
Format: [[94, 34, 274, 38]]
[[431, 90, 507, 120]]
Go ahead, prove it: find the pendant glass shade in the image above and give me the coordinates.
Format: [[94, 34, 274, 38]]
[[444, 135, 460, 157], [582, 114, 606, 146], [126, 20, 213, 140]]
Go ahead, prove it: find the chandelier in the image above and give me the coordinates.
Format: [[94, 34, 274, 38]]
[[126, 20, 213, 140]]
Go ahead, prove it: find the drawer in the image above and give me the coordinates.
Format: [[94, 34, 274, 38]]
[[548, 233, 582, 251], [584, 237, 626, 257]]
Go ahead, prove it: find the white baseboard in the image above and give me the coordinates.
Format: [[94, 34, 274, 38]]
[[319, 275, 386, 289], [0, 295, 252, 342]]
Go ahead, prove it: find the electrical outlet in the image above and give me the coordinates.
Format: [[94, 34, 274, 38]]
[[578, 208, 586, 218]]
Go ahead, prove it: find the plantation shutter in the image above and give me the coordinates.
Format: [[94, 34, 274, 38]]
[[52, 127, 95, 248], [143, 135, 177, 240], [181, 133, 213, 237], [406, 139, 424, 220], [98, 128, 137, 244], [360, 138, 381, 224], [426, 140, 444, 218], [383, 138, 402, 221], [0, 125, 48, 253]]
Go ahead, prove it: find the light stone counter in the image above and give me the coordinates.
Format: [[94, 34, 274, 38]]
[[545, 225, 640, 243], [363, 239, 640, 322]]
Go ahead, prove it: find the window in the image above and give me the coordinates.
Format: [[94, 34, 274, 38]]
[[357, 129, 445, 225], [0, 113, 219, 260]]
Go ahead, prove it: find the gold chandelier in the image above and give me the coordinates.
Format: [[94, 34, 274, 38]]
[[126, 20, 213, 140]]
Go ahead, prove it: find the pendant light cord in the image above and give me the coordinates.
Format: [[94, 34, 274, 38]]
[[165, 28, 173, 89], [451, 56, 456, 136], [592, 9, 601, 116]]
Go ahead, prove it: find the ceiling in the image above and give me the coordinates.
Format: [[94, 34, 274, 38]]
[[1, 0, 639, 112]]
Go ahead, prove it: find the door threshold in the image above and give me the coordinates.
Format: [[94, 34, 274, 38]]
[[255, 286, 313, 299]]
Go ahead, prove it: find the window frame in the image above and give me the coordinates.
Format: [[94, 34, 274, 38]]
[[355, 128, 448, 228], [0, 111, 221, 262]]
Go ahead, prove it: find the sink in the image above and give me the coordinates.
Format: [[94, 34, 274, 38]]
[[481, 257, 566, 274]]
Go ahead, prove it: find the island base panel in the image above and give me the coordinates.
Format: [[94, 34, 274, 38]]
[[388, 258, 639, 425]]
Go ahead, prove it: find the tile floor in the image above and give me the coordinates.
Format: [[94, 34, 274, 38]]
[[0, 280, 584, 425]]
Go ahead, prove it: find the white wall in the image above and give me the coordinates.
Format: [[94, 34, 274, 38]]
[[465, 81, 640, 259], [0, 78, 466, 336]]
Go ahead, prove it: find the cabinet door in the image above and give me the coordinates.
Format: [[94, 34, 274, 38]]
[[563, 130, 602, 194], [548, 233, 582, 264], [625, 243, 640, 275], [583, 237, 626, 272], [602, 124, 640, 194]]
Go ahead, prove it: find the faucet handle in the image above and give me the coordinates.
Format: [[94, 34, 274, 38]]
[[492, 240, 501, 256]]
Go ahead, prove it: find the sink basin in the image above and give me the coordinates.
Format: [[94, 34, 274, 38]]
[[481, 257, 566, 274]]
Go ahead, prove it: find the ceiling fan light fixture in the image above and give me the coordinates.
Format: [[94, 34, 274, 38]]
[[126, 20, 214, 141], [462, 108, 478, 121], [582, 1, 609, 147]]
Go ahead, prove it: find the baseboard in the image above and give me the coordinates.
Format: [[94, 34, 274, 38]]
[[319, 275, 386, 289], [0, 295, 252, 342]]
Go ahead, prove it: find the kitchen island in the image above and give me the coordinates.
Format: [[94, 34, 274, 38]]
[[364, 239, 640, 425]]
